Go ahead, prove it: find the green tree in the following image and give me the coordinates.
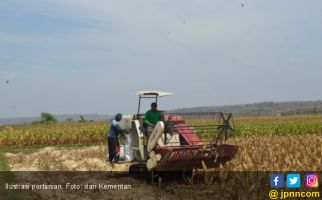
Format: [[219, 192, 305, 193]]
[[32, 112, 57, 124], [40, 112, 57, 123]]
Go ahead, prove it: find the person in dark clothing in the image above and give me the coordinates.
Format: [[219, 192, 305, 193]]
[[107, 113, 127, 165]]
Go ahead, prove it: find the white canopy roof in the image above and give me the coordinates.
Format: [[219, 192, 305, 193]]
[[136, 91, 173, 97]]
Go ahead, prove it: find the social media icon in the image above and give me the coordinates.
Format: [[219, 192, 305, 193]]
[[287, 174, 301, 188], [305, 174, 319, 188], [270, 174, 284, 188]]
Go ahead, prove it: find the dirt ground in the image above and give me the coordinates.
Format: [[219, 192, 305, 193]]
[[3, 146, 169, 200], [5, 146, 128, 171], [5, 134, 322, 172], [3, 134, 322, 200]]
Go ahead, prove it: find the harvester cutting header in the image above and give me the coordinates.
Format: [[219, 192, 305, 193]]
[[119, 91, 238, 172]]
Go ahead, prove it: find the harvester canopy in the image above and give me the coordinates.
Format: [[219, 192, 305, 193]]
[[136, 91, 173, 97]]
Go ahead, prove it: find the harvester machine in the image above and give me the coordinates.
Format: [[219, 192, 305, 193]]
[[119, 91, 238, 172]]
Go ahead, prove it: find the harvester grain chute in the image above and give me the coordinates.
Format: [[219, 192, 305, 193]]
[[119, 91, 238, 172]]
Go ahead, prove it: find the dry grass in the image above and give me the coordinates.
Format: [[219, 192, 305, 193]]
[[225, 134, 322, 171], [3, 133, 322, 200], [5, 146, 130, 171], [0, 122, 107, 146], [5, 134, 321, 172]]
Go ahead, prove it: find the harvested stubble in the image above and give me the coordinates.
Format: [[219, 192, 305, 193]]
[[5, 134, 321, 172]]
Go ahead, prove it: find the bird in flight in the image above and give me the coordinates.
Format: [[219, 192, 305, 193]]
[[6, 80, 9, 84], [241, 3, 244, 7]]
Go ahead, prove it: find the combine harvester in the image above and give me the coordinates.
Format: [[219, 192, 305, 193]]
[[120, 91, 238, 173]]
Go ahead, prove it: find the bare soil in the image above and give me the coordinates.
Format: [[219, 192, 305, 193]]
[[3, 134, 322, 200]]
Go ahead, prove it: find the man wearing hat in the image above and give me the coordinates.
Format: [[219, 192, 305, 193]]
[[107, 113, 128, 165]]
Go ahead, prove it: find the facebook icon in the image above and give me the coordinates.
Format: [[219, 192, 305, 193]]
[[270, 174, 284, 188]]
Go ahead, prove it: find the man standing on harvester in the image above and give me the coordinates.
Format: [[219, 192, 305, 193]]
[[144, 102, 162, 135]]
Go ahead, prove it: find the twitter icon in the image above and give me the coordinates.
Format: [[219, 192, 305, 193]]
[[287, 174, 301, 188]]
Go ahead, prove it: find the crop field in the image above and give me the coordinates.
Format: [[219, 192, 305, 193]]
[[186, 114, 322, 136], [0, 114, 321, 172], [0, 122, 108, 147], [0, 114, 321, 147], [2, 134, 321, 172], [0, 114, 321, 199]]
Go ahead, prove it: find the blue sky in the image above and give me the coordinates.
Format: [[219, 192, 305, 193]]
[[0, 0, 322, 118]]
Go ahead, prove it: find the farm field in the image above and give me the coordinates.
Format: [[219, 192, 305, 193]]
[[1, 134, 321, 172], [0, 114, 321, 200], [0, 114, 321, 172], [0, 114, 321, 147], [1, 134, 321, 200], [0, 122, 108, 147]]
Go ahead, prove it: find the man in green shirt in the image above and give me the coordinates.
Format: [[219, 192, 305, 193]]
[[144, 102, 162, 128]]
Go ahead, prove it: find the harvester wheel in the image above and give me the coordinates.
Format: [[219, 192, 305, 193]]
[[129, 163, 149, 180]]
